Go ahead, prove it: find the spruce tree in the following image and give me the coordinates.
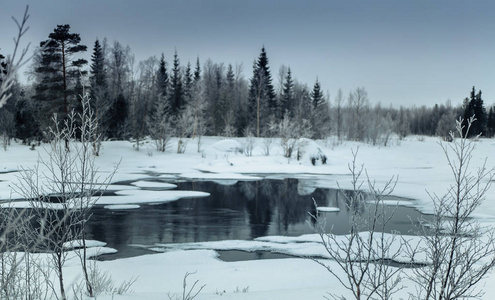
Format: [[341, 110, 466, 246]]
[[89, 39, 109, 138], [463, 86, 486, 137], [311, 78, 325, 109], [193, 57, 201, 84], [248, 46, 276, 137], [169, 50, 183, 116], [183, 62, 193, 103], [157, 53, 169, 100]]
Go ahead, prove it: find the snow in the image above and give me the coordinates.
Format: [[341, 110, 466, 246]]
[[63, 239, 107, 250], [2, 136, 495, 299], [317, 206, 340, 212]]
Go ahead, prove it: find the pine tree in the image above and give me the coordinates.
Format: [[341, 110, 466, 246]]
[[34, 24, 87, 129], [248, 46, 276, 137], [169, 50, 183, 116]]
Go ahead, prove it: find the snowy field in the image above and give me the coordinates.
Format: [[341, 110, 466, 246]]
[[1, 135, 495, 299]]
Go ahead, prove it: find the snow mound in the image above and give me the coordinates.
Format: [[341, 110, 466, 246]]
[[210, 139, 243, 153], [297, 138, 328, 165]]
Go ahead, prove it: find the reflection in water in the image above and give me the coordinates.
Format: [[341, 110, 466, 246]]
[[86, 179, 424, 257]]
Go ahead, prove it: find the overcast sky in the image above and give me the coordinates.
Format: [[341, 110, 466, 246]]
[[1, 0, 494, 107]]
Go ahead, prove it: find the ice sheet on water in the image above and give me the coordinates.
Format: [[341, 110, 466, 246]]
[[130, 180, 177, 189]]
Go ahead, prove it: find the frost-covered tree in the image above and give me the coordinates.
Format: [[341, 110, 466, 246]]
[[106, 41, 133, 139], [334, 88, 344, 140], [346, 87, 370, 141], [222, 64, 236, 136], [148, 55, 173, 152]]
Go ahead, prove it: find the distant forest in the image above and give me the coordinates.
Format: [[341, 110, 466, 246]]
[[1, 24, 495, 151]]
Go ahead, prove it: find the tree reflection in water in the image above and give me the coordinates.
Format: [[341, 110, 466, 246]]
[[85, 178, 423, 257]]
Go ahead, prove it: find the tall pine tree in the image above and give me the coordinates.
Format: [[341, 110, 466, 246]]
[[34, 24, 87, 129]]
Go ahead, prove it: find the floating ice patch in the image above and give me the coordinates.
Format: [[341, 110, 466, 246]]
[[94, 189, 210, 205], [106, 184, 141, 191], [130, 180, 177, 189], [317, 207, 340, 212], [104, 204, 140, 210], [0, 200, 94, 210], [368, 200, 415, 206]]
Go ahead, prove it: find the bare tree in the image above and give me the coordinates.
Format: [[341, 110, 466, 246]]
[[13, 93, 116, 300], [311, 149, 403, 300], [409, 117, 495, 299], [347, 87, 370, 141], [0, 6, 31, 109]]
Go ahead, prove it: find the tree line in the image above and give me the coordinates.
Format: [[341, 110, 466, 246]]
[[1, 24, 495, 152]]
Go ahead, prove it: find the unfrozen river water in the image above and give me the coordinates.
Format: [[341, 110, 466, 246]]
[[85, 178, 427, 260]]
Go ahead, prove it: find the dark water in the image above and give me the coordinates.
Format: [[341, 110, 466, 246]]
[[85, 178, 426, 260]]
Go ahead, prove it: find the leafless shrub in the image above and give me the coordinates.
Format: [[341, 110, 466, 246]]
[[310, 148, 404, 299], [168, 271, 206, 300], [408, 116, 495, 299]]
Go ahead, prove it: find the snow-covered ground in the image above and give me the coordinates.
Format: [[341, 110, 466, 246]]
[[1, 135, 495, 299]]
